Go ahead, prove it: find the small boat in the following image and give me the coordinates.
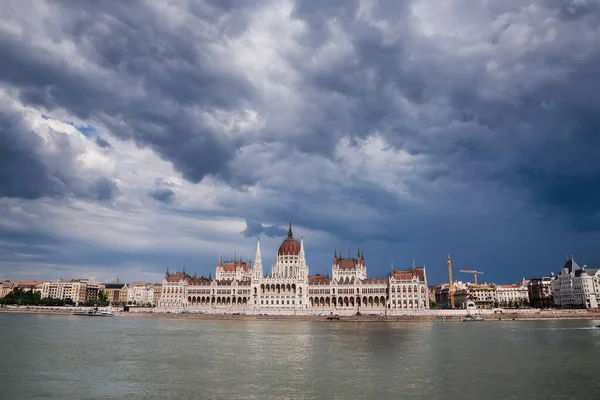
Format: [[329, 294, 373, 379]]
[[463, 313, 484, 322], [73, 308, 114, 317], [326, 314, 340, 321]]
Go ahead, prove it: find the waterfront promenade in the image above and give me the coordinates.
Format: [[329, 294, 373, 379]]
[[2, 305, 599, 322]]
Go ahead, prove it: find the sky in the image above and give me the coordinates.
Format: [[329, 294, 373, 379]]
[[1, 0, 600, 285]]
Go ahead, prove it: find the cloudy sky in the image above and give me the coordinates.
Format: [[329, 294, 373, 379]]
[[1, 0, 599, 285]]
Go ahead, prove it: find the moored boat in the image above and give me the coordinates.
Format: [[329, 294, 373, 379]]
[[73, 308, 114, 317], [463, 313, 484, 322]]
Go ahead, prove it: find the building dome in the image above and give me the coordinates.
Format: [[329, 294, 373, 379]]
[[278, 223, 300, 256]]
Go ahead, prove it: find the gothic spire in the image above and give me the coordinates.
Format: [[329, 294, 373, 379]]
[[288, 222, 293, 237], [254, 237, 263, 274]]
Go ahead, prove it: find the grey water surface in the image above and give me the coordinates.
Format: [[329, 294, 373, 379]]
[[0, 313, 599, 400]]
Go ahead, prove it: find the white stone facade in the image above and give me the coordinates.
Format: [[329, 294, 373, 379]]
[[496, 283, 529, 305], [126, 282, 157, 306], [157, 225, 429, 315], [551, 257, 600, 309]]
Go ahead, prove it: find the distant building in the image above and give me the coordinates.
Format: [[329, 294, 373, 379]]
[[103, 282, 126, 304], [528, 277, 553, 308], [127, 282, 157, 306], [551, 256, 600, 309], [434, 281, 468, 307], [40, 279, 101, 305], [467, 284, 497, 308], [1, 281, 15, 298], [157, 224, 429, 315], [496, 282, 529, 306], [15, 281, 43, 293]]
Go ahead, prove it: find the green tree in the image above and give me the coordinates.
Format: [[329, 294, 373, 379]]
[[97, 290, 109, 307], [429, 300, 437, 309]]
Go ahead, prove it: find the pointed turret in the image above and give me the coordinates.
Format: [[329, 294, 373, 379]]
[[165, 267, 169, 278], [253, 238, 263, 278], [299, 236, 306, 266], [334, 249, 338, 262], [288, 222, 293, 237], [218, 253, 222, 268], [361, 250, 364, 263]]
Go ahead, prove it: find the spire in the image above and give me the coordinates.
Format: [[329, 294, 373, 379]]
[[357, 248, 361, 259], [361, 250, 364, 262], [254, 237, 263, 276], [299, 236, 306, 265], [218, 253, 222, 267], [288, 222, 293, 237], [165, 267, 169, 277], [334, 249, 337, 260]]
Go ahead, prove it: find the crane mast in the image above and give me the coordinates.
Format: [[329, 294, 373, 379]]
[[447, 253, 455, 308]]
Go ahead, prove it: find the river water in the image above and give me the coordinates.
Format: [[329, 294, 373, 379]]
[[0, 313, 599, 400]]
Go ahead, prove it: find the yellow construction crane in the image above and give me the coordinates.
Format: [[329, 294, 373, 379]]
[[459, 269, 484, 284], [447, 253, 455, 308]]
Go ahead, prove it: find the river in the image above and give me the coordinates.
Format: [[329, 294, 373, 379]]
[[0, 313, 598, 399]]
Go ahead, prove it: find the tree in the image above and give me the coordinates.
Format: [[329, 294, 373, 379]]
[[97, 290, 109, 307], [429, 300, 437, 309]]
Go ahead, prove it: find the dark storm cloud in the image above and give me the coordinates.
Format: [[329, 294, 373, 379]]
[[0, 105, 119, 201], [95, 137, 112, 149], [0, 0, 256, 185], [0, 109, 61, 199], [242, 219, 288, 238], [2, 0, 600, 282], [149, 179, 176, 204]]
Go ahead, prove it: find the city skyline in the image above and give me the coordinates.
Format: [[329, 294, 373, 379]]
[[2, 1, 600, 285]]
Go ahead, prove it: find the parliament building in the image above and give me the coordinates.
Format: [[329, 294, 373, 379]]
[[157, 224, 429, 315]]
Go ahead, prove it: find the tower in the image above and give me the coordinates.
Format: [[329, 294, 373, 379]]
[[253, 238, 263, 279]]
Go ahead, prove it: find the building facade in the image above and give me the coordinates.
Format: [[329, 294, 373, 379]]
[[496, 283, 529, 306], [103, 283, 126, 305], [528, 277, 553, 308], [127, 282, 158, 306], [1, 281, 15, 298], [40, 279, 101, 305], [157, 225, 429, 315], [551, 256, 600, 309]]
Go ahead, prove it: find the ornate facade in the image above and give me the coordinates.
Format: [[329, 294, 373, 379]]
[[551, 256, 600, 309], [157, 224, 429, 315]]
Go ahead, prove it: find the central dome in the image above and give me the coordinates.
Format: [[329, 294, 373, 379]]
[[278, 223, 300, 256]]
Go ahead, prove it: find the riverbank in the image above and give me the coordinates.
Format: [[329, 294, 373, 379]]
[[2, 306, 600, 322]]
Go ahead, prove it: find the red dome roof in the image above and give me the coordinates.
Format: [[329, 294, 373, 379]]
[[278, 223, 300, 255]]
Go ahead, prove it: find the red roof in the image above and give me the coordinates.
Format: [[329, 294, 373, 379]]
[[221, 261, 250, 272], [17, 281, 43, 287], [309, 275, 331, 284], [278, 224, 300, 255], [335, 259, 358, 270], [391, 268, 425, 281]]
